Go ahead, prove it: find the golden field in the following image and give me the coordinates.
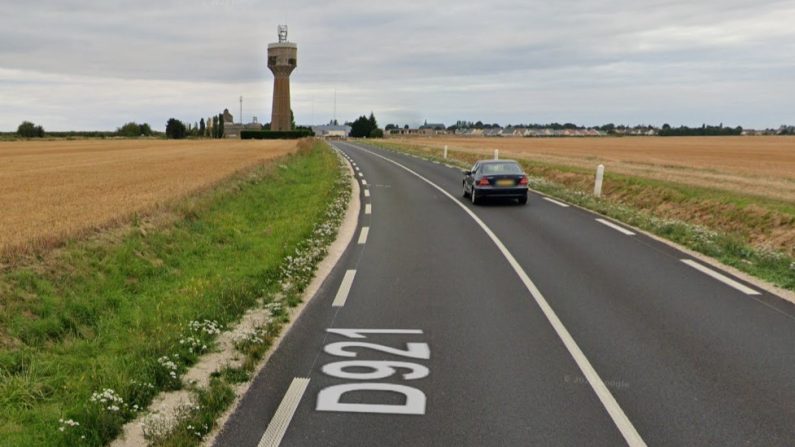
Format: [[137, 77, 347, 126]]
[[387, 136, 795, 201], [0, 139, 298, 256]]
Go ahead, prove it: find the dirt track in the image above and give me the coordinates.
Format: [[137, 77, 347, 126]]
[[0, 139, 298, 255], [387, 136, 795, 201]]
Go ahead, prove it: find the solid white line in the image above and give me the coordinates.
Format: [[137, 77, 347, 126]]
[[258, 377, 310, 447], [596, 218, 636, 236], [543, 197, 570, 208], [332, 270, 357, 307], [358, 226, 369, 244], [349, 144, 647, 447], [365, 203, 372, 215], [363, 189, 370, 197], [681, 259, 760, 295]]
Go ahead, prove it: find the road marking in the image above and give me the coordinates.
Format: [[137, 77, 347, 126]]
[[681, 259, 760, 295], [543, 197, 570, 208], [358, 172, 364, 178], [358, 226, 369, 244], [258, 377, 310, 447], [332, 270, 357, 307], [365, 203, 372, 214], [361, 179, 367, 185], [596, 218, 636, 236], [364, 189, 370, 197], [350, 144, 647, 447]]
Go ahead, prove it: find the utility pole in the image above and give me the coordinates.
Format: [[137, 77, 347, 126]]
[[239, 96, 243, 125]]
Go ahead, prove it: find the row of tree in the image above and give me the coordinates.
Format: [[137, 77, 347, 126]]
[[348, 113, 383, 138], [658, 124, 743, 136]]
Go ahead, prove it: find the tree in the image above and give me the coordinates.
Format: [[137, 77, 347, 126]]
[[385, 124, 397, 131], [369, 128, 384, 138], [199, 118, 206, 136], [218, 113, 224, 138], [368, 112, 377, 131], [17, 121, 44, 138], [118, 122, 141, 137], [165, 118, 186, 139], [349, 115, 378, 138], [291, 109, 296, 130]]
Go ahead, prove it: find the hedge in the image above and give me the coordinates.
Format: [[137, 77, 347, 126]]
[[240, 130, 314, 139]]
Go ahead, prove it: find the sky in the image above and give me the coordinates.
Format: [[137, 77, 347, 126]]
[[1, 0, 794, 131]]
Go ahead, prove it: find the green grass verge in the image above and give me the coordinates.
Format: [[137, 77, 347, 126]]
[[0, 140, 342, 446], [368, 140, 795, 291]]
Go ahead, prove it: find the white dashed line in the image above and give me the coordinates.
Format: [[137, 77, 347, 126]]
[[349, 144, 647, 447], [596, 218, 636, 236], [258, 377, 310, 447], [365, 203, 372, 215], [363, 189, 370, 197], [361, 180, 367, 185], [358, 226, 369, 244], [332, 270, 357, 307], [543, 197, 570, 208], [358, 172, 364, 178], [681, 259, 760, 295]]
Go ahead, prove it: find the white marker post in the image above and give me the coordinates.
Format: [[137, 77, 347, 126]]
[[494, 149, 499, 160], [594, 164, 605, 197], [443, 145, 448, 159]]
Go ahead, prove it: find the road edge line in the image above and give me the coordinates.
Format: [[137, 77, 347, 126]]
[[681, 259, 760, 295], [257, 377, 311, 447]]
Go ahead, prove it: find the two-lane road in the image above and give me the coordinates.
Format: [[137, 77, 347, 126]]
[[214, 141, 795, 446]]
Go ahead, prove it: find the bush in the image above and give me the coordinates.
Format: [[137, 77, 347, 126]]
[[117, 122, 153, 137], [240, 130, 313, 140], [17, 121, 45, 138]]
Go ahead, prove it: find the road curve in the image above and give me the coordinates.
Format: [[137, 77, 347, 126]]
[[213, 140, 795, 447]]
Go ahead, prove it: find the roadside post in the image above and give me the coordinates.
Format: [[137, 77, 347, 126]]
[[594, 164, 605, 197], [443, 145, 448, 159], [494, 149, 499, 160]]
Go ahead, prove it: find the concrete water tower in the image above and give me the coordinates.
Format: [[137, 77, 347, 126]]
[[267, 25, 297, 131]]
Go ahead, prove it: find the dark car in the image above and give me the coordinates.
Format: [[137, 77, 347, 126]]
[[462, 159, 529, 205]]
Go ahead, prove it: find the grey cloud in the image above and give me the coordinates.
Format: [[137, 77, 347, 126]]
[[1, 0, 794, 130]]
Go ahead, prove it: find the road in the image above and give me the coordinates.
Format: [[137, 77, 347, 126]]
[[213, 140, 795, 446]]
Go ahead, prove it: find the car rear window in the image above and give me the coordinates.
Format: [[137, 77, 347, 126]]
[[481, 162, 522, 174]]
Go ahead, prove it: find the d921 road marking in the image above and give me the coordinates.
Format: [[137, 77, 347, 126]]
[[316, 328, 429, 415]]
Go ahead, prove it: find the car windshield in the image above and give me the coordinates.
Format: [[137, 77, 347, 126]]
[[481, 162, 522, 174]]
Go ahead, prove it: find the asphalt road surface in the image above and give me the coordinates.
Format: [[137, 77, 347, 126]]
[[213, 141, 795, 447]]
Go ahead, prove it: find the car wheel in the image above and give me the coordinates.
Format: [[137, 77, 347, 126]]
[[518, 194, 528, 205], [471, 188, 480, 205], [462, 182, 470, 198]]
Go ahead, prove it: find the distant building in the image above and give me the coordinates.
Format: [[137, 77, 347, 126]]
[[311, 124, 351, 138], [222, 110, 262, 138]]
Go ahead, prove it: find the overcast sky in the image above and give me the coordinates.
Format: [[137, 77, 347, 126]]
[[2, 0, 794, 131]]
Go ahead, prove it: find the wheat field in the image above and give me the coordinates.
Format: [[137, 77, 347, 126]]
[[0, 139, 299, 256], [387, 136, 795, 201]]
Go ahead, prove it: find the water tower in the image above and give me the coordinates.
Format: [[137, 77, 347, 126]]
[[267, 25, 297, 131]]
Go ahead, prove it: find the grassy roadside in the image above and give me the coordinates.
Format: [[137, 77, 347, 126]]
[[368, 140, 795, 292], [0, 140, 343, 446]]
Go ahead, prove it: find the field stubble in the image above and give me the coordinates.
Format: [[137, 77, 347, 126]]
[[0, 139, 298, 259], [389, 136, 795, 201]]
